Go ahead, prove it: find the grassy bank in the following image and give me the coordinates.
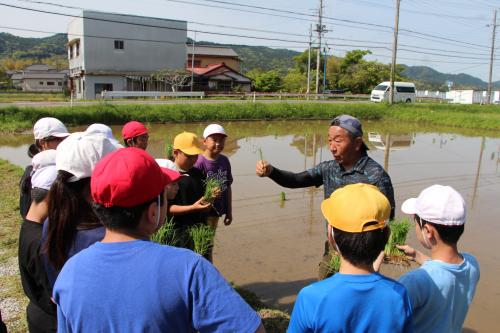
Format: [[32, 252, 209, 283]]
[[0, 93, 68, 103], [0, 160, 27, 333], [0, 102, 499, 133]]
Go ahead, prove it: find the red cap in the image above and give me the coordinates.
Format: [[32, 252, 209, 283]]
[[91, 148, 180, 208], [121, 121, 148, 140]]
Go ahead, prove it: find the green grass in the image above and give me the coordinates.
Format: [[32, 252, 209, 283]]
[[326, 251, 341, 275], [0, 159, 28, 332], [1, 102, 499, 133], [0, 92, 68, 103], [385, 218, 412, 260]]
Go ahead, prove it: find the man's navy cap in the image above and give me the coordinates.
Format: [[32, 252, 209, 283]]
[[330, 115, 363, 137], [330, 115, 369, 150]]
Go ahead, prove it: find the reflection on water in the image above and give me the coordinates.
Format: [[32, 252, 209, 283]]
[[0, 120, 499, 332]]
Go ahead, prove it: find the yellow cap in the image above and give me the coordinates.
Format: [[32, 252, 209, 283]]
[[173, 132, 203, 155], [321, 183, 390, 232]]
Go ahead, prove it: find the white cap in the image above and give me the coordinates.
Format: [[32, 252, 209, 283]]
[[31, 150, 57, 190], [86, 123, 123, 148], [33, 117, 70, 140], [56, 132, 117, 182], [203, 124, 227, 139], [401, 185, 466, 226]]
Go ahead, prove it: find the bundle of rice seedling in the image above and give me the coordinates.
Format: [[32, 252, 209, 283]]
[[202, 176, 222, 204], [165, 143, 174, 161], [150, 218, 178, 246], [384, 218, 411, 265], [326, 250, 341, 275], [189, 224, 215, 256]]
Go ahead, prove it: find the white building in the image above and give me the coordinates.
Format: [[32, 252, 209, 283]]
[[67, 10, 187, 99], [445, 89, 500, 104], [10, 64, 67, 92]]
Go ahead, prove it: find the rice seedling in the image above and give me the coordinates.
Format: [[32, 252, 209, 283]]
[[326, 250, 341, 275], [188, 224, 215, 256], [165, 143, 174, 161], [384, 218, 411, 265], [258, 147, 264, 161], [150, 218, 178, 246], [202, 176, 222, 204], [280, 191, 286, 202]]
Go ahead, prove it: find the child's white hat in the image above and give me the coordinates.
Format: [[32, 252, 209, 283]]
[[203, 124, 227, 139], [401, 184, 466, 226], [31, 149, 57, 190]]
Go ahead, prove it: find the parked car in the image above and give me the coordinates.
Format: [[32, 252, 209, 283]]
[[370, 81, 416, 103], [324, 89, 345, 94]]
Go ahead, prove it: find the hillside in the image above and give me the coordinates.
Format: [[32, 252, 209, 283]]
[[1, 32, 498, 89]]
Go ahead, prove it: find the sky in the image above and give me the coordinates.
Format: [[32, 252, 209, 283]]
[[0, 0, 499, 82]]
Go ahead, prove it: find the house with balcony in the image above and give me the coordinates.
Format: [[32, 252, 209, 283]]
[[187, 45, 242, 72], [67, 10, 187, 99]]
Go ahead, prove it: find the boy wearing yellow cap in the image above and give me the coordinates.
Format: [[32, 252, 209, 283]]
[[168, 132, 213, 254], [288, 184, 413, 333]]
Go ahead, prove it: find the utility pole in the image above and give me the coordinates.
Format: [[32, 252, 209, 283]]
[[315, 0, 326, 95], [190, 32, 196, 92], [487, 9, 497, 105], [306, 24, 312, 95], [389, 0, 401, 105], [323, 44, 328, 92]]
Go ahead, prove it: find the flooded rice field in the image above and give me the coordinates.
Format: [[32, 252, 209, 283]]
[[1, 120, 499, 332]]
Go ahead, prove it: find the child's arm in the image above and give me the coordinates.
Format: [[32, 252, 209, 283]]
[[169, 197, 211, 215], [396, 244, 430, 265], [223, 186, 233, 226]]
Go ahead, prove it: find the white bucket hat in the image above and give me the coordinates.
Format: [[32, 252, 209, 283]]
[[56, 131, 117, 182], [31, 149, 57, 190], [33, 117, 70, 140], [86, 123, 123, 148], [401, 184, 466, 226]]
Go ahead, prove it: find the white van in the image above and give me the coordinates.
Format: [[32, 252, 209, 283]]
[[370, 81, 416, 103]]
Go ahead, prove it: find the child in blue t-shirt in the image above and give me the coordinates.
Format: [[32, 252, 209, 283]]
[[398, 185, 480, 333], [288, 184, 413, 333]]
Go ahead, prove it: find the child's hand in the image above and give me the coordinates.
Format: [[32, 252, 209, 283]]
[[396, 245, 430, 265], [256, 160, 273, 177], [223, 213, 233, 226], [192, 197, 212, 212]]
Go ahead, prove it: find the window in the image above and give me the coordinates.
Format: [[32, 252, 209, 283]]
[[58, 82, 62, 86], [114, 40, 124, 50], [69, 46, 73, 59], [47, 82, 55, 86], [75, 42, 80, 57], [39, 82, 44, 85], [396, 86, 416, 93]]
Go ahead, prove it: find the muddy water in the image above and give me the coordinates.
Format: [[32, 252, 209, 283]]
[[1, 120, 499, 332]]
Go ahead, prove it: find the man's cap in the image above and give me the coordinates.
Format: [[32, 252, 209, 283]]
[[330, 114, 369, 150], [173, 132, 203, 155], [31, 149, 57, 190], [203, 124, 227, 139], [56, 132, 117, 182], [401, 184, 466, 226], [86, 123, 123, 148], [321, 183, 390, 232], [91, 148, 181, 208], [33, 117, 70, 140], [121, 121, 148, 140]]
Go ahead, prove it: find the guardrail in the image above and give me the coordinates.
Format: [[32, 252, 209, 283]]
[[101, 91, 205, 99]]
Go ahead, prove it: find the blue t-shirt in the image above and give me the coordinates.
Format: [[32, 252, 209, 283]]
[[398, 253, 480, 333], [288, 273, 413, 333], [53, 240, 261, 333]]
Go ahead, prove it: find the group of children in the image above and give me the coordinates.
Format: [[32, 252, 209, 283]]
[[13, 116, 479, 333]]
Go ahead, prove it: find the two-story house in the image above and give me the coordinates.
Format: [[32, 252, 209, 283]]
[[67, 10, 187, 99]]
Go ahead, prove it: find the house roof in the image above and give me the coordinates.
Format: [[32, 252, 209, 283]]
[[25, 64, 54, 71], [13, 73, 67, 80], [187, 45, 239, 58], [186, 63, 251, 83]]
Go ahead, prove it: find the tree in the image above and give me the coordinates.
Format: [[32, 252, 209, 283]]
[[153, 69, 191, 92], [293, 49, 324, 75], [247, 70, 283, 92], [282, 68, 307, 93]]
